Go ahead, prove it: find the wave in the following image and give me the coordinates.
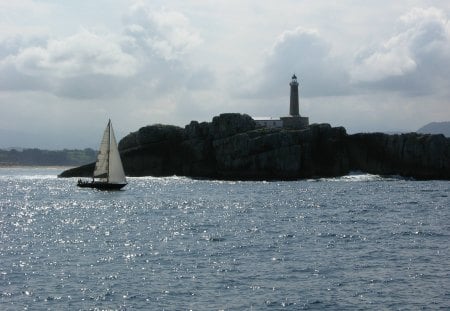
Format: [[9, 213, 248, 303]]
[[313, 172, 406, 182]]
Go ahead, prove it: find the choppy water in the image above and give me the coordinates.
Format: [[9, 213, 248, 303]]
[[0, 167, 449, 310]]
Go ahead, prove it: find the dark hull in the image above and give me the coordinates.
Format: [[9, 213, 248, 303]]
[[77, 181, 127, 190]]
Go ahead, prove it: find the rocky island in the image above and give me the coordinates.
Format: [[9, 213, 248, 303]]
[[59, 113, 450, 180]]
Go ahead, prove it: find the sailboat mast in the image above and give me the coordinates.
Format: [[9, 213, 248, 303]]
[[107, 119, 111, 183]]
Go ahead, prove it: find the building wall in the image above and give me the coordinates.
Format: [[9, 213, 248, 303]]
[[254, 119, 283, 128], [280, 116, 309, 129]]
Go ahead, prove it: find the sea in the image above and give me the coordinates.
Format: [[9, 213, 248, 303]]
[[0, 167, 449, 310]]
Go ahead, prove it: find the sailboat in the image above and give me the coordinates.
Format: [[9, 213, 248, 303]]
[[77, 120, 127, 190]]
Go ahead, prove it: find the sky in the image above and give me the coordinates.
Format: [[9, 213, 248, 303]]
[[1, 0, 450, 149]]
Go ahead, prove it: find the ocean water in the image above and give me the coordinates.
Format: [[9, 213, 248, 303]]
[[0, 167, 449, 310]]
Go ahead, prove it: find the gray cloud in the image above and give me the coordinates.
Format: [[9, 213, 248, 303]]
[[0, 61, 49, 91], [14, 30, 138, 78], [122, 2, 202, 60], [351, 7, 450, 96], [0, 30, 138, 98], [241, 7, 450, 102], [120, 3, 213, 96], [54, 74, 133, 99], [0, 5, 209, 101], [240, 27, 350, 100]]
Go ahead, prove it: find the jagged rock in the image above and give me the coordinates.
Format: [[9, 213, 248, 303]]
[[59, 113, 450, 180], [210, 113, 256, 139], [119, 124, 184, 151], [347, 132, 450, 179], [119, 124, 185, 177], [58, 162, 95, 178], [184, 121, 210, 140], [211, 124, 349, 179]]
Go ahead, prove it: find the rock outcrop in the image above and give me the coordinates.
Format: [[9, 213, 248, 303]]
[[59, 113, 450, 180], [118, 124, 185, 177], [347, 132, 450, 180], [211, 123, 348, 180]]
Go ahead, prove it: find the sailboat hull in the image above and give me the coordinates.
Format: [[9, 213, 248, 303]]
[[77, 181, 127, 190]]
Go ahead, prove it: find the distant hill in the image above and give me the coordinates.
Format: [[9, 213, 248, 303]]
[[0, 148, 96, 166], [417, 122, 450, 137]]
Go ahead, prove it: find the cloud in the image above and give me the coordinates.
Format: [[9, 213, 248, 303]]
[[351, 7, 450, 95], [0, 4, 208, 100], [239, 27, 350, 100], [119, 4, 210, 97], [14, 30, 138, 78], [123, 2, 202, 60], [0, 30, 139, 98], [351, 42, 417, 82]]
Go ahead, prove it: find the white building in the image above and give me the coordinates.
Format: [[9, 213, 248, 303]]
[[253, 117, 283, 128]]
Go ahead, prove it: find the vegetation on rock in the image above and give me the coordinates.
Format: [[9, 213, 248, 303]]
[[1, 148, 96, 166]]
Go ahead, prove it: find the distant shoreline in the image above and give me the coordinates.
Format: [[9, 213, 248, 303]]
[[0, 164, 75, 169], [0, 148, 96, 167]]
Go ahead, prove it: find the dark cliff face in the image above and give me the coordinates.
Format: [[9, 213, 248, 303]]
[[59, 113, 450, 180], [347, 132, 450, 180], [212, 123, 349, 179], [118, 124, 185, 177], [116, 113, 349, 180]]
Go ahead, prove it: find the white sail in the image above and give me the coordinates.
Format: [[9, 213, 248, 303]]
[[108, 122, 127, 184], [93, 121, 111, 180], [92, 120, 126, 184]]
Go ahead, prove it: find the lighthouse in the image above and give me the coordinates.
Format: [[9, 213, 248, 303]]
[[280, 74, 309, 129], [253, 74, 309, 129], [289, 74, 300, 116]]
